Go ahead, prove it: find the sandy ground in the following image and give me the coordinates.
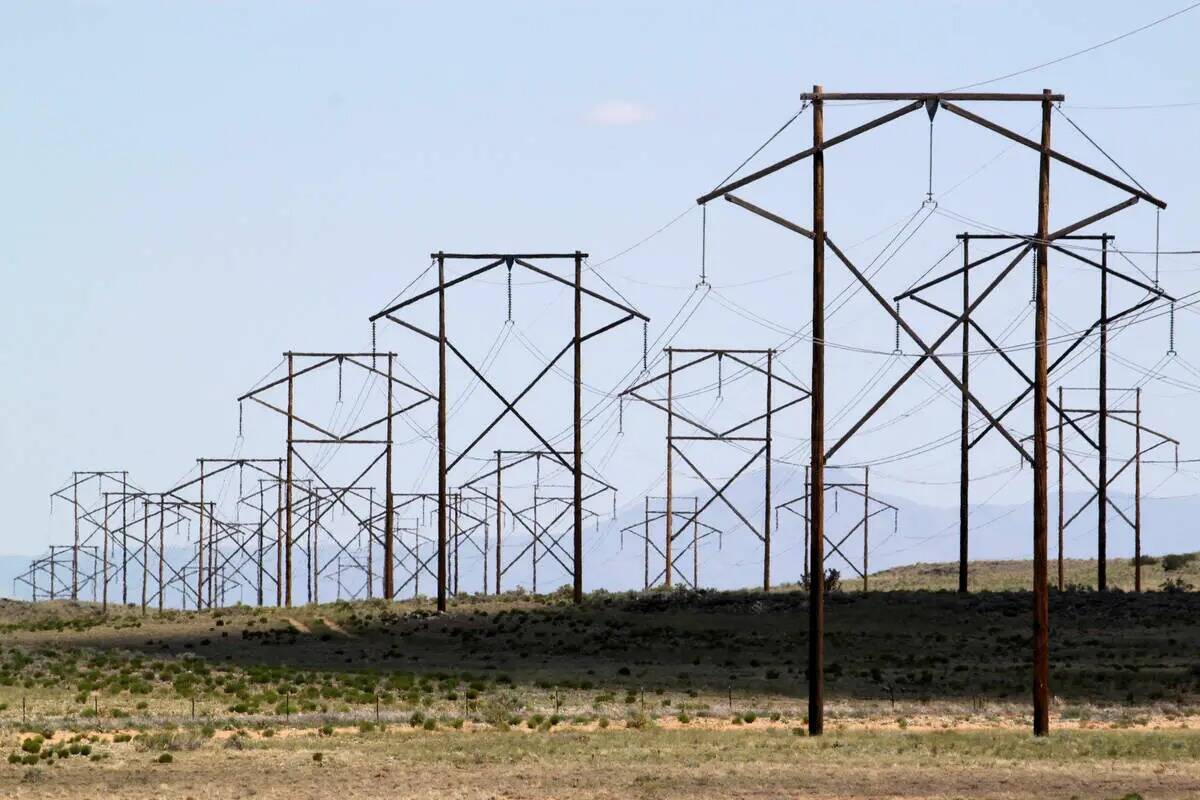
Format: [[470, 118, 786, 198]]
[[4, 728, 1200, 800]]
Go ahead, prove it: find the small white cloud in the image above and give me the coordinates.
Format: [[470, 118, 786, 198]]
[[585, 101, 655, 126]]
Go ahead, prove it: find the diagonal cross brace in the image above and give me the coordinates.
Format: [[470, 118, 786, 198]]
[[726, 193, 1033, 464], [670, 444, 767, 543]]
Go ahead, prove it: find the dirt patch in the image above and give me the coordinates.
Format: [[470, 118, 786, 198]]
[[317, 616, 351, 637]]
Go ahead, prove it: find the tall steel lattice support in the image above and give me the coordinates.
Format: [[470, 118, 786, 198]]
[[697, 87, 1167, 736], [371, 251, 646, 609]]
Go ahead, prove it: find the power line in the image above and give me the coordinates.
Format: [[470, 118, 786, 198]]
[[949, 2, 1200, 91], [1063, 100, 1200, 111]]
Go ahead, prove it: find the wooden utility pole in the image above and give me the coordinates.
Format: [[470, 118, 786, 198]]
[[101, 494, 110, 612], [692, 498, 699, 588], [275, 461, 284, 607], [1057, 386, 1065, 591], [863, 466, 870, 593], [959, 236, 970, 593], [1031, 88, 1052, 738], [120, 473, 128, 604], [1098, 237, 1109, 591], [285, 352, 295, 607], [384, 353, 395, 600], [198, 461, 206, 610], [309, 491, 318, 604], [72, 473, 79, 600], [531, 484, 539, 593], [257, 484, 266, 605], [763, 349, 773, 592], [803, 465, 810, 578], [141, 500, 149, 613], [452, 492, 460, 595], [437, 252, 448, 612], [482, 490, 489, 595], [643, 496, 650, 590], [158, 497, 165, 614], [495, 451, 502, 594], [573, 251, 584, 604], [665, 348, 674, 589], [808, 83, 826, 738], [1135, 387, 1142, 592]]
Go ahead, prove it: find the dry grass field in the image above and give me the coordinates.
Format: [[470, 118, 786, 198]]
[[0, 558, 1198, 799]]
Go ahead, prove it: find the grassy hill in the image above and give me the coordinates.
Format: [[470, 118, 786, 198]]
[[844, 552, 1200, 592]]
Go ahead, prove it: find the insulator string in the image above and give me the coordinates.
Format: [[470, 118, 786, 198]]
[[642, 322, 648, 372], [506, 265, 513, 323], [1031, 250, 1037, 304], [893, 300, 901, 354], [926, 118, 935, 203], [1168, 301, 1177, 355], [1155, 208, 1162, 290]]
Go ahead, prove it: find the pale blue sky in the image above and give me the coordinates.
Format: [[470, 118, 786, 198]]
[[4, 2, 1200, 573]]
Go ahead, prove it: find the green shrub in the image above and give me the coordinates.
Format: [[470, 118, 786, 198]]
[[626, 712, 653, 730], [156, 752, 173, 764], [1162, 553, 1197, 571]]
